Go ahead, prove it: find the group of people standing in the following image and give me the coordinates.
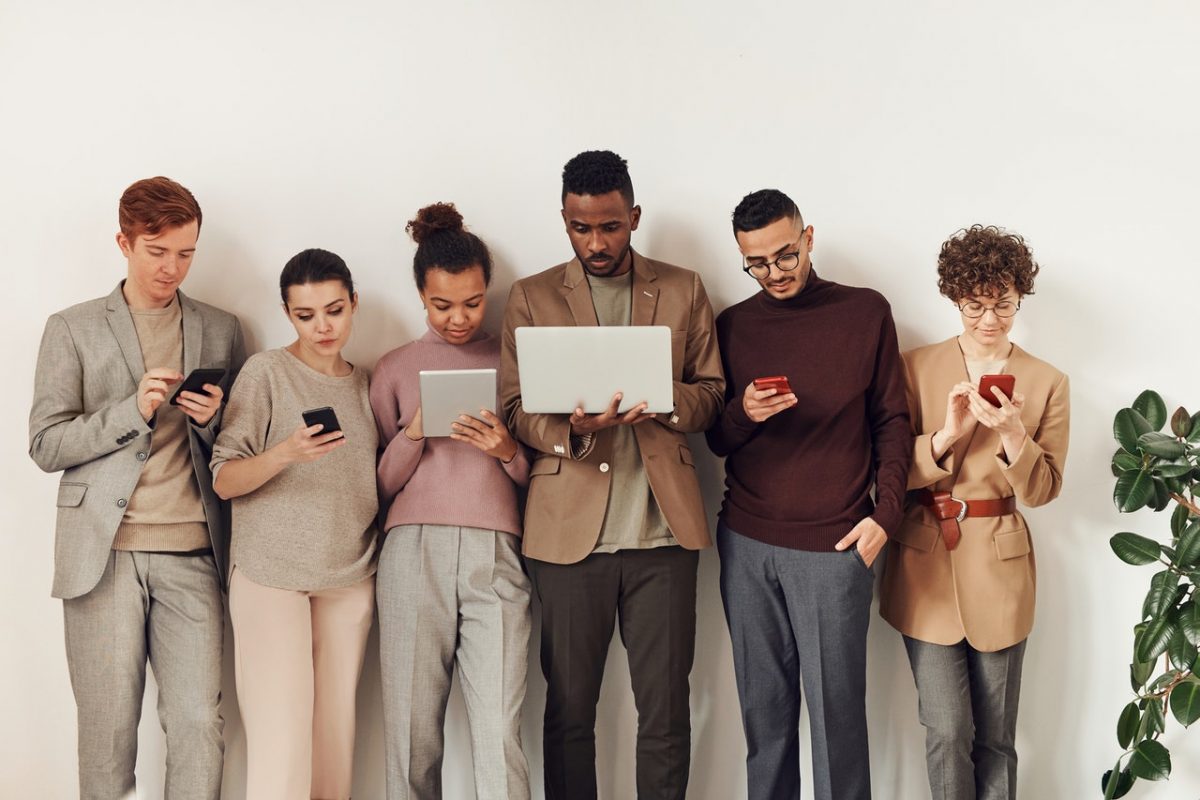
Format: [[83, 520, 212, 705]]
[[29, 149, 1068, 800]]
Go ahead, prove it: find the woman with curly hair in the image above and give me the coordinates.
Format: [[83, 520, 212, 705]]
[[370, 202, 532, 800], [879, 225, 1070, 800]]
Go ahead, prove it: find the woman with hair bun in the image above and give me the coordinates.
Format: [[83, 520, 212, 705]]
[[370, 203, 531, 799], [879, 225, 1070, 800]]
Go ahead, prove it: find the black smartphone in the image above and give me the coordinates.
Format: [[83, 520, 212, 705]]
[[302, 406, 342, 435], [169, 368, 227, 406]]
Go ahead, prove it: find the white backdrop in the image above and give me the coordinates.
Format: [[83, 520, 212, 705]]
[[4, 1, 1200, 797]]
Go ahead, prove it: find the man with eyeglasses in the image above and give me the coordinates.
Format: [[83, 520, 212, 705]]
[[705, 189, 910, 800]]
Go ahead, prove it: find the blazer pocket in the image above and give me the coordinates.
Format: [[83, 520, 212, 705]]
[[57, 481, 88, 508], [994, 528, 1031, 560], [679, 444, 694, 467], [530, 457, 562, 477], [891, 519, 939, 553]]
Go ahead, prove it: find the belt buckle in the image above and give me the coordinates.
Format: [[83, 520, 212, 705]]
[[950, 495, 968, 522]]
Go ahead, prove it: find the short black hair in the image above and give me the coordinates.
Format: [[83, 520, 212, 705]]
[[405, 202, 493, 292], [732, 189, 802, 234], [562, 150, 635, 207], [279, 248, 354, 305]]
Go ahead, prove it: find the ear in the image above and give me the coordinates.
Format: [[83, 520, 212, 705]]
[[116, 232, 133, 258], [803, 225, 815, 252], [560, 208, 569, 231], [280, 301, 290, 319], [629, 205, 641, 232], [350, 291, 359, 312]]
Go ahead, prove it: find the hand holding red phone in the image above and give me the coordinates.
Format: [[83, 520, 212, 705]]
[[966, 375, 1026, 456], [743, 376, 797, 423]]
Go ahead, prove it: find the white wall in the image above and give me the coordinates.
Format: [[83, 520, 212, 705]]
[[3, 1, 1199, 797]]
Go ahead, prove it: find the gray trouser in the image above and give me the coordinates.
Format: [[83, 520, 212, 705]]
[[903, 636, 1027, 800], [717, 523, 874, 800], [377, 524, 532, 800], [62, 550, 225, 800]]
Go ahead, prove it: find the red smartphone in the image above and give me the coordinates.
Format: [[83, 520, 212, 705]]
[[979, 374, 1015, 407], [753, 376, 793, 395]]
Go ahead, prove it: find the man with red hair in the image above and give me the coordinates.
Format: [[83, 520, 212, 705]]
[[29, 176, 245, 799]]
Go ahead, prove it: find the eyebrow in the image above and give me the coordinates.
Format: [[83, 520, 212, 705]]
[[430, 293, 485, 304], [747, 239, 799, 262], [291, 299, 346, 313]]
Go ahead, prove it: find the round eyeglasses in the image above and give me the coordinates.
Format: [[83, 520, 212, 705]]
[[743, 252, 801, 280], [958, 300, 1021, 318]]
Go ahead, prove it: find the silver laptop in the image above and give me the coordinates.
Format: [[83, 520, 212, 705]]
[[418, 369, 498, 437], [515, 326, 674, 414]]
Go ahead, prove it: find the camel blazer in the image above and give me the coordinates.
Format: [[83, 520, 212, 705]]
[[879, 337, 1069, 652], [29, 283, 245, 599], [500, 252, 725, 564]]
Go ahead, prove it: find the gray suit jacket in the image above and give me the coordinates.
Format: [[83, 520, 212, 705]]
[[29, 283, 246, 599]]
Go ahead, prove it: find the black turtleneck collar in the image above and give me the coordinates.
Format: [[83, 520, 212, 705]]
[[755, 267, 833, 312]]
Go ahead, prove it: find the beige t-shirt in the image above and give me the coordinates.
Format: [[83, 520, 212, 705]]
[[966, 358, 1008, 384], [113, 296, 209, 552], [211, 348, 378, 591], [587, 271, 676, 553]]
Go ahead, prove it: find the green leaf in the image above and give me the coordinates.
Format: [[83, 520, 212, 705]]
[[1132, 658, 1155, 691], [1113, 450, 1141, 476], [1117, 701, 1140, 748], [1169, 677, 1200, 726], [1138, 698, 1167, 739], [1142, 571, 1181, 619], [1111, 532, 1161, 566], [1133, 391, 1168, 431], [1152, 478, 1171, 511], [1176, 521, 1200, 568], [1171, 504, 1193, 538], [1102, 766, 1135, 799], [1138, 432, 1187, 459], [1171, 406, 1193, 438], [1168, 626, 1198, 671], [1188, 411, 1200, 443], [1127, 738, 1171, 781], [1115, 471, 1156, 512], [1115, 407, 1155, 452], [1137, 614, 1177, 662], [1154, 460, 1194, 478], [1180, 602, 1200, 647]]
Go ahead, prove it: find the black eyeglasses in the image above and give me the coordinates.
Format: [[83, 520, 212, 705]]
[[743, 252, 801, 280], [958, 300, 1021, 318]]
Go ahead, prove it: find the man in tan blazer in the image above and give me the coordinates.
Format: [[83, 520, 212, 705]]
[[500, 150, 724, 800], [29, 177, 245, 800]]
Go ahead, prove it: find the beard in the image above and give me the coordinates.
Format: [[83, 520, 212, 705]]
[[578, 242, 633, 278]]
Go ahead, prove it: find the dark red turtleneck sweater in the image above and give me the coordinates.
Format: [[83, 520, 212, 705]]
[[705, 270, 911, 551]]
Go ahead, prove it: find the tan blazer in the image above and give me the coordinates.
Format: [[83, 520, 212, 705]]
[[500, 252, 725, 564], [879, 337, 1069, 652]]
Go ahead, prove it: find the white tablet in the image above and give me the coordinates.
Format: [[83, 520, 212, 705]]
[[515, 326, 674, 414], [418, 369, 498, 437]]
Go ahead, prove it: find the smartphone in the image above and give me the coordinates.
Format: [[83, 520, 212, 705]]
[[753, 375, 793, 395], [302, 406, 343, 435], [168, 368, 227, 406], [979, 374, 1015, 407]]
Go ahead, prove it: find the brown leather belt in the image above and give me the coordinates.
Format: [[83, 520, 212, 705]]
[[910, 489, 1017, 551]]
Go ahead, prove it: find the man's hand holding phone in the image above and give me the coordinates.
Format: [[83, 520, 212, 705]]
[[569, 392, 656, 435], [743, 377, 797, 423], [137, 368, 184, 422]]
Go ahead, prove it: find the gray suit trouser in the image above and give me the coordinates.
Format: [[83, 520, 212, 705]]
[[717, 523, 874, 800], [62, 550, 224, 800], [903, 636, 1026, 800]]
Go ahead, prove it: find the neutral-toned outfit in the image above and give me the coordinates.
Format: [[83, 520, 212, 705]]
[[501, 253, 725, 800], [29, 283, 244, 799], [212, 347, 378, 800], [706, 271, 911, 800], [370, 327, 532, 800], [879, 337, 1069, 800]]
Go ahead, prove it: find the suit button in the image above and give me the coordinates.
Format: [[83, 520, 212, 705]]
[[599, 462, 610, 473], [136, 452, 148, 461], [116, 498, 127, 508]]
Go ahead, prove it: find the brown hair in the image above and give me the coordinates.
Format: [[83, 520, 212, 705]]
[[936, 225, 1039, 301], [118, 176, 202, 245], [405, 202, 492, 291]]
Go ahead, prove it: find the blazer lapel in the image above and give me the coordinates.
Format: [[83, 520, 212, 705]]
[[631, 252, 659, 326], [561, 258, 600, 326], [179, 290, 202, 375], [105, 282, 145, 384]]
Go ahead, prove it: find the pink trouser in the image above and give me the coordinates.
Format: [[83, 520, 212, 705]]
[[229, 568, 375, 800]]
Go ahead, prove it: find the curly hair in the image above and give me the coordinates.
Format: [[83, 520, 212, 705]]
[[405, 202, 492, 292], [937, 225, 1039, 301], [561, 150, 635, 206]]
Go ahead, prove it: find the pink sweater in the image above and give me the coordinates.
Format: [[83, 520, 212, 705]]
[[370, 326, 530, 537]]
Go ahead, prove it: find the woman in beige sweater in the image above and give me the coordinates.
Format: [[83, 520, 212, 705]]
[[211, 248, 378, 800]]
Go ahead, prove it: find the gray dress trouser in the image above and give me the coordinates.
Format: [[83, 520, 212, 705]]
[[717, 523, 875, 800]]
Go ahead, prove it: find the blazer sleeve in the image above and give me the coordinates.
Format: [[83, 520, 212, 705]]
[[997, 372, 1069, 507], [905, 351, 957, 490], [500, 281, 575, 458], [656, 272, 725, 433], [28, 313, 152, 473], [704, 312, 761, 457], [191, 317, 247, 449]]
